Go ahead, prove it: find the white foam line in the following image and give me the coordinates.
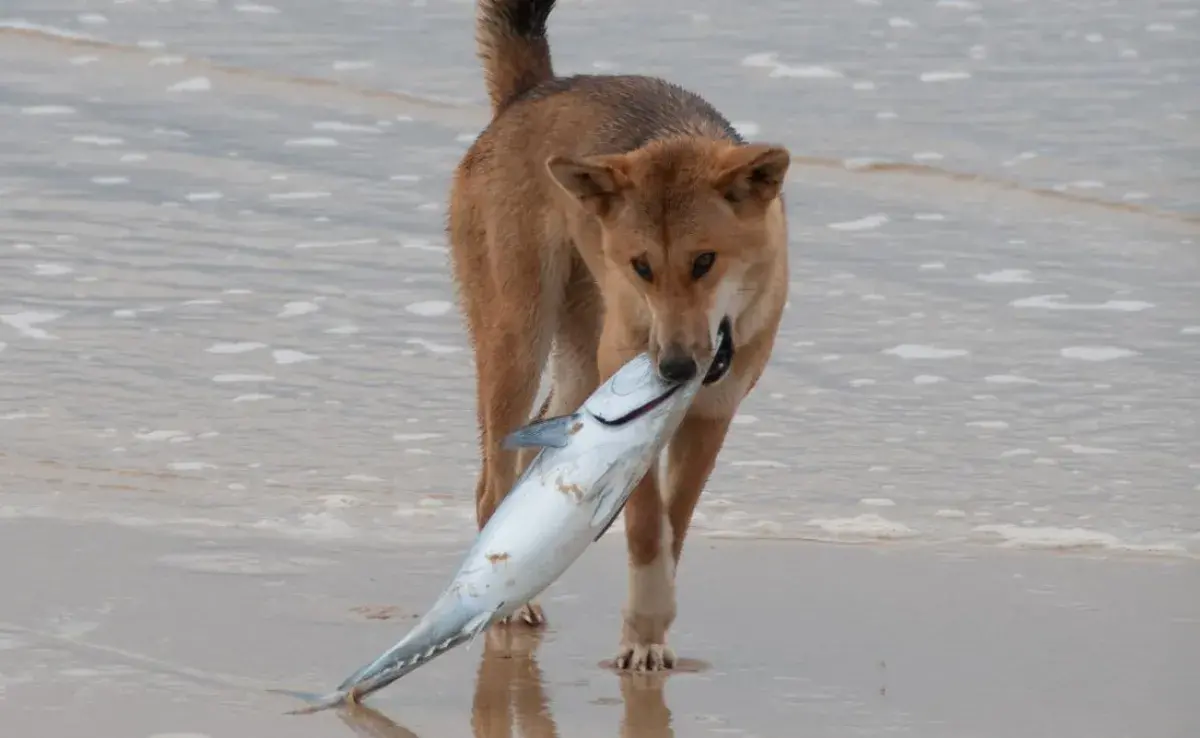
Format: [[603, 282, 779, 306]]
[[212, 374, 275, 383], [976, 269, 1033, 284], [920, 70, 971, 82], [1, 311, 63, 340], [973, 524, 1184, 555], [0, 18, 97, 40], [828, 213, 888, 231], [807, 514, 919, 540], [21, 105, 76, 116], [883, 344, 969, 360], [312, 121, 380, 133], [405, 300, 453, 317], [285, 137, 339, 147], [272, 349, 318, 365], [295, 237, 378, 250], [1060, 346, 1139, 362], [206, 341, 265, 355], [167, 77, 212, 92], [1011, 294, 1153, 312]]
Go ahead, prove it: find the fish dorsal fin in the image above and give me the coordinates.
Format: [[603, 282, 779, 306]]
[[501, 414, 581, 450]]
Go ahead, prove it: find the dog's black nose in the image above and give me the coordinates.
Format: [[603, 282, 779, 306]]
[[657, 353, 698, 383]]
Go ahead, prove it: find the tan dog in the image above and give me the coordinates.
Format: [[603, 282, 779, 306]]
[[447, 0, 790, 671]]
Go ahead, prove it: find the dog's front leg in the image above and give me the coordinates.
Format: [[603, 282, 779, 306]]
[[665, 412, 733, 563], [616, 462, 676, 671], [615, 410, 733, 671]]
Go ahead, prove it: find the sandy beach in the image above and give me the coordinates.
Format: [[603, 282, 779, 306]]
[[1, 1, 1198, 736], [2, 518, 1196, 738]]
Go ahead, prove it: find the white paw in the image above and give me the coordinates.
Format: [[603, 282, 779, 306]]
[[614, 642, 676, 672], [500, 601, 546, 627]]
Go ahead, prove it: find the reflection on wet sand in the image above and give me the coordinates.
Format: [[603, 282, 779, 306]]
[[616, 672, 674, 738], [469, 627, 558, 738], [335, 625, 677, 738], [337, 703, 423, 738]]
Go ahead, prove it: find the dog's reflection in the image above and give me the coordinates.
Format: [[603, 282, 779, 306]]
[[615, 671, 674, 738], [335, 625, 675, 738], [469, 625, 558, 738]]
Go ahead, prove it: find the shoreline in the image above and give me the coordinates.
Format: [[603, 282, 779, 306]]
[[3, 499, 1196, 565]]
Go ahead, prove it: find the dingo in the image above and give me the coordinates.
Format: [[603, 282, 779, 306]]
[[447, 0, 791, 671]]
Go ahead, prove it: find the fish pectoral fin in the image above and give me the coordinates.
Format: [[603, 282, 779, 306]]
[[501, 414, 581, 450], [588, 477, 628, 540], [591, 489, 632, 541], [589, 461, 640, 540]]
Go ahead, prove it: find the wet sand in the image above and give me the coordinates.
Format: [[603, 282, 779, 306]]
[[3, 3, 1199, 554], [1, 518, 1196, 738]]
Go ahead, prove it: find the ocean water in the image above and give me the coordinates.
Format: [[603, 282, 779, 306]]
[[1, 0, 1198, 558]]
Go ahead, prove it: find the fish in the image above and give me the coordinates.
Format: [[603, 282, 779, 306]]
[[276, 340, 717, 714]]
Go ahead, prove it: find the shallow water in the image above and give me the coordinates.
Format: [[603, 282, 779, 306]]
[[2, 0, 1197, 556]]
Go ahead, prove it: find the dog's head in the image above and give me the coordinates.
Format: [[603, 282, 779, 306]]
[[547, 138, 789, 384]]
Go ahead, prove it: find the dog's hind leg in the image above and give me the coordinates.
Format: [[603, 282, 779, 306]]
[[474, 232, 570, 627], [543, 253, 603, 426], [472, 233, 565, 520]]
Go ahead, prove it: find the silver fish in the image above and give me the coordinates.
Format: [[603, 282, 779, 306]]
[[278, 344, 714, 714]]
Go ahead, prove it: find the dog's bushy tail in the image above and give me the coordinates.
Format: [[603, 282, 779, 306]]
[[475, 0, 557, 114]]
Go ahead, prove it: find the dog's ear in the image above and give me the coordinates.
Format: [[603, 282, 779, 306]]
[[713, 144, 790, 210], [546, 155, 631, 218]]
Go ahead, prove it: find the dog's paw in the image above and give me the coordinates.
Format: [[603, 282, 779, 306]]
[[614, 641, 676, 672], [500, 601, 546, 627]]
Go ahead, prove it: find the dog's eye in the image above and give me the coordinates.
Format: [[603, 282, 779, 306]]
[[631, 256, 653, 282], [691, 252, 716, 280]]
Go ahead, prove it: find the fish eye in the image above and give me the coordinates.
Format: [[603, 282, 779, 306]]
[[691, 252, 716, 280], [631, 256, 653, 282]]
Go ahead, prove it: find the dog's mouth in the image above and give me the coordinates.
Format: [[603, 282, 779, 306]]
[[703, 317, 734, 385]]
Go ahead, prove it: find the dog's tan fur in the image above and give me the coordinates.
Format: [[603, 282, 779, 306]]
[[448, 0, 790, 670]]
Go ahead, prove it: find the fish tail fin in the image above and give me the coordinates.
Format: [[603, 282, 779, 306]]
[[277, 604, 508, 714], [327, 605, 504, 703]]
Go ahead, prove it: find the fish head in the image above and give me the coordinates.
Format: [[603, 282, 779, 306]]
[[583, 320, 728, 439], [502, 324, 727, 457], [583, 353, 681, 428], [499, 356, 684, 455]]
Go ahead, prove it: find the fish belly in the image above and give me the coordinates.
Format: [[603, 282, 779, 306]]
[[463, 494, 595, 608]]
